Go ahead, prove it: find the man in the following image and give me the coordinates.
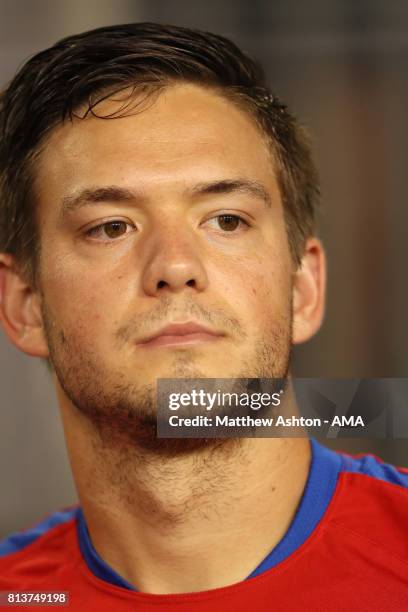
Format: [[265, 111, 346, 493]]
[[0, 23, 406, 611]]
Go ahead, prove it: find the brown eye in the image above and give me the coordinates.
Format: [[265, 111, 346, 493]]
[[103, 221, 128, 238], [217, 215, 241, 231], [85, 220, 134, 241]]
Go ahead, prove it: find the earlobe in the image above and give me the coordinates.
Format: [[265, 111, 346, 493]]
[[292, 238, 326, 345], [0, 254, 49, 357]]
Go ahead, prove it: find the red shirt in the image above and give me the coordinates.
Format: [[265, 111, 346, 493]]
[[1, 440, 407, 611]]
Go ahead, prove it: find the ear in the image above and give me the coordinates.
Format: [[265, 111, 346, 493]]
[[292, 237, 326, 344], [0, 253, 49, 357]]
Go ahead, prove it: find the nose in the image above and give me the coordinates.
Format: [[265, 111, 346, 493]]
[[142, 223, 209, 296]]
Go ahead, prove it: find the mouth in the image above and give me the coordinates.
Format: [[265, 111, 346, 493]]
[[137, 322, 225, 348]]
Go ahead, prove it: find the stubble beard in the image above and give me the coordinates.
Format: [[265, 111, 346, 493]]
[[41, 300, 292, 458]]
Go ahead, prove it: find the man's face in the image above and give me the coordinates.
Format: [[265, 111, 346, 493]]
[[34, 83, 294, 447]]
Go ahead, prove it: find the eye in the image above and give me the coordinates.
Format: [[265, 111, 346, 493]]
[[85, 220, 135, 241], [207, 214, 249, 232]]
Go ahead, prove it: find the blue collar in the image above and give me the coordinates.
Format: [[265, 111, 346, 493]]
[[76, 439, 342, 589], [247, 439, 341, 577]]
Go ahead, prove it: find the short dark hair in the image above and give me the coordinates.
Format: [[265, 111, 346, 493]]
[[0, 22, 319, 283]]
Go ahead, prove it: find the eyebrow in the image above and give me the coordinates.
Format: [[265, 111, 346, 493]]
[[189, 179, 271, 208], [60, 178, 272, 216], [61, 186, 137, 216]]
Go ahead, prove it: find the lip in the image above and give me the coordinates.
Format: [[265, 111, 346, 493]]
[[137, 322, 225, 348]]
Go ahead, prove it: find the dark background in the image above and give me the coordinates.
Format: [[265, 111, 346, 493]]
[[1, 0, 407, 537]]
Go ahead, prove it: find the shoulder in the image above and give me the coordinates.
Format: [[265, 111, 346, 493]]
[[339, 447, 408, 488], [328, 445, 408, 561], [0, 506, 80, 588]]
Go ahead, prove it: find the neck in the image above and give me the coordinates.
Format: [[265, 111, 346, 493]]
[[61, 400, 311, 594]]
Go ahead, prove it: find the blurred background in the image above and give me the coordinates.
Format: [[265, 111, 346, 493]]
[[0, 0, 407, 537]]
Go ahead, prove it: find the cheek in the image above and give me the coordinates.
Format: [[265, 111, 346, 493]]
[[209, 247, 292, 320], [40, 256, 128, 346], [250, 273, 292, 331], [41, 236, 133, 298]]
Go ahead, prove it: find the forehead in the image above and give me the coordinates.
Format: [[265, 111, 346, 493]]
[[35, 83, 279, 206]]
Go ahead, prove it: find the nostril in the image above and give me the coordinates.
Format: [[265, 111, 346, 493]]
[[156, 278, 196, 290]]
